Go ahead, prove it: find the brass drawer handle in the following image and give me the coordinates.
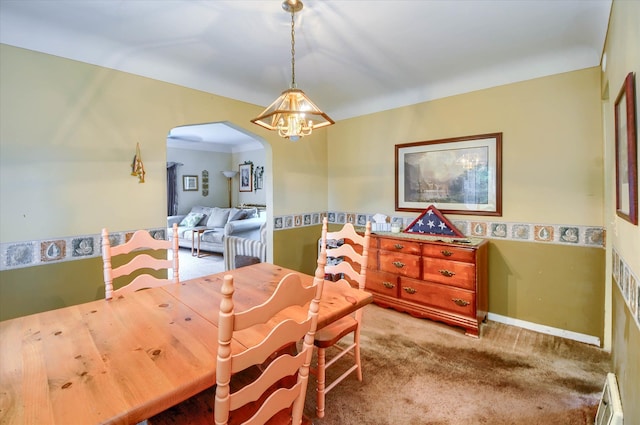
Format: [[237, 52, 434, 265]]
[[392, 261, 405, 268], [452, 298, 470, 307], [394, 244, 404, 249], [382, 281, 395, 289], [403, 287, 417, 294], [439, 269, 455, 277], [440, 250, 453, 257]]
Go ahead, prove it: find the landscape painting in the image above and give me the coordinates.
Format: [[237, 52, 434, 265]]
[[395, 133, 502, 216]]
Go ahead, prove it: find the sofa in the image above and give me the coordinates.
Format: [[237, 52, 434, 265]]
[[167, 205, 265, 255]]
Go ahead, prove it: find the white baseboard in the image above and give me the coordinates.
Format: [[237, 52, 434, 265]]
[[487, 312, 601, 347]]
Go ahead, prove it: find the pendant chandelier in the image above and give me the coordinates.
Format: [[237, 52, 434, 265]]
[[251, 0, 334, 141]]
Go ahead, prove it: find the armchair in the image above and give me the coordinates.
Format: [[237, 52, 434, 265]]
[[223, 222, 267, 270]]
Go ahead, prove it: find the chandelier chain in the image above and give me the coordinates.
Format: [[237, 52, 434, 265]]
[[290, 9, 296, 88]]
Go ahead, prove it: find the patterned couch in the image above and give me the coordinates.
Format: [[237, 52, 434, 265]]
[[167, 206, 265, 255]]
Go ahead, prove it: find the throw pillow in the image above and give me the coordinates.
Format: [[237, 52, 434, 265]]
[[245, 208, 258, 219], [229, 209, 249, 222], [179, 212, 205, 228], [235, 255, 261, 268], [206, 207, 231, 228], [189, 206, 212, 225]]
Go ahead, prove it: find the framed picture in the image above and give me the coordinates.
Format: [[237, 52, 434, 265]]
[[254, 166, 264, 190], [395, 133, 502, 216], [182, 175, 198, 191], [239, 162, 253, 192], [614, 72, 638, 225]]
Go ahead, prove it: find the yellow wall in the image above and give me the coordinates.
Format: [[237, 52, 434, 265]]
[[0, 43, 327, 317], [601, 0, 640, 421], [489, 240, 604, 338], [1, 47, 605, 336], [320, 68, 606, 336], [327, 68, 603, 225], [0, 44, 327, 243]]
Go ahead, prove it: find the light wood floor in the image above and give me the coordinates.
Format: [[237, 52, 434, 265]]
[[177, 248, 225, 281]]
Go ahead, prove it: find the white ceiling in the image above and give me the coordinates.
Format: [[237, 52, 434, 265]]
[[0, 0, 612, 150], [167, 121, 263, 153]]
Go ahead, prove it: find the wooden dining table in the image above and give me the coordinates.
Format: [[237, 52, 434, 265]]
[[0, 263, 372, 425]]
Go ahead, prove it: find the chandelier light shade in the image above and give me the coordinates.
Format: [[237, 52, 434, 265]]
[[251, 0, 334, 141]]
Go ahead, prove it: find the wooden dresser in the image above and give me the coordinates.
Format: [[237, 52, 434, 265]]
[[365, 232, 488, 337]]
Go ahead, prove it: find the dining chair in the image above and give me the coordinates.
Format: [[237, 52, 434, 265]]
[[101, 223, 179, 300], [312, 217, 371, 418], [148, 266, 325, 425]]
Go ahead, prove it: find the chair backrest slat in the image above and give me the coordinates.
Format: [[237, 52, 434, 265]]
[[325, 221, 371, 291], [232, 319, 311, 373], [102, 223, 179, 300], [241, 385, 302, 425], [230, 351, 306, 409], [234, 274, 316, 330], [111, 254, 173, 278]]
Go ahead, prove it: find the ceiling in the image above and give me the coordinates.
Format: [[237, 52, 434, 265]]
[[0, 0, 612, 150]]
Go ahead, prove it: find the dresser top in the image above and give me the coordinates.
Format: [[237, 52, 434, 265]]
[[370, 231, 487, 247]]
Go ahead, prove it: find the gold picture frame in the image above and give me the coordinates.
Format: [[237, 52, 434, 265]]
[[395, 133, 502, 216]]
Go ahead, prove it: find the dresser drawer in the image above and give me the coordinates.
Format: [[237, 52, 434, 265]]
[[399, 278, 475, 317], [422, 244, 475, 263], [422, 258, 476, 290], [379, 251, 421, 278], [365, 269, 399, 297], [367, 248, 378, 270], [379, 238, 421, 255]]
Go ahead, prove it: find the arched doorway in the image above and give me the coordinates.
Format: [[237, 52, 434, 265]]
[[166, 121, 272, 278]]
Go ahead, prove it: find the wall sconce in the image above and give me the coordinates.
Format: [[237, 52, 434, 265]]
[[221, 170, 238, 208], [131, 142, 145, 183]]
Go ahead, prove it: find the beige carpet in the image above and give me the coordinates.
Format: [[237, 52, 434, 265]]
[[304, 304, 611, 425], [177, 248, 225, 281]]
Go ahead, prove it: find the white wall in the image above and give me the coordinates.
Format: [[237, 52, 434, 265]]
[[167, 147, 231, 214], [233, 148, 267, 207]]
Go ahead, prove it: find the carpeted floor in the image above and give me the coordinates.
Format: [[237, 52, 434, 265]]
[[304, 304, 611, 425], [177, 248, 225, 281], [173, 253, 611, 424]]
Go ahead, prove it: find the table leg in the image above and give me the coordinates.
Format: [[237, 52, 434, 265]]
[[191, 230, 196, 257]]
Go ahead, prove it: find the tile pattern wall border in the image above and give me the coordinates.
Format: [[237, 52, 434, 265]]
[[612, 247, 640, 330], [273, 211, 605, 248], [1, 213, 605, 271], [1, 228, 166, 271]]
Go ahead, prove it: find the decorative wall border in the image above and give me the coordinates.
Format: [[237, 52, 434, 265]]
[[1, 212, 606, 271], [273, 211, 605, 248], [612, 247, 640, 330], [0, 228, 166, 271]]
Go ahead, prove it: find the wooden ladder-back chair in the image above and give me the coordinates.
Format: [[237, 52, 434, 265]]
[[312, 217, 371, 418], [149, 268, 325, 425], [102, 223, 179, 300]]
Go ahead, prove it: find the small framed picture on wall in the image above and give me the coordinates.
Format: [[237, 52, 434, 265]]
[[239, 162, 253, 192], [183, 175, 198, 191]]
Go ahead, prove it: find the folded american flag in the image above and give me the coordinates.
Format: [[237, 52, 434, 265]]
[[404, 205, 463, 237]]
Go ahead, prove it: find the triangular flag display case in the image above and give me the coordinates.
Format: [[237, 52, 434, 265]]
[[404, 205, 464, 237]]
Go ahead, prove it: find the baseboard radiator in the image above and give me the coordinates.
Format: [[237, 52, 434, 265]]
[[595, 373, 623, 425]]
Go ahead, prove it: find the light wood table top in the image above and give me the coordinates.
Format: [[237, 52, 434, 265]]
[[0, 263, 373, 425], [164, 263, 373, 350]]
